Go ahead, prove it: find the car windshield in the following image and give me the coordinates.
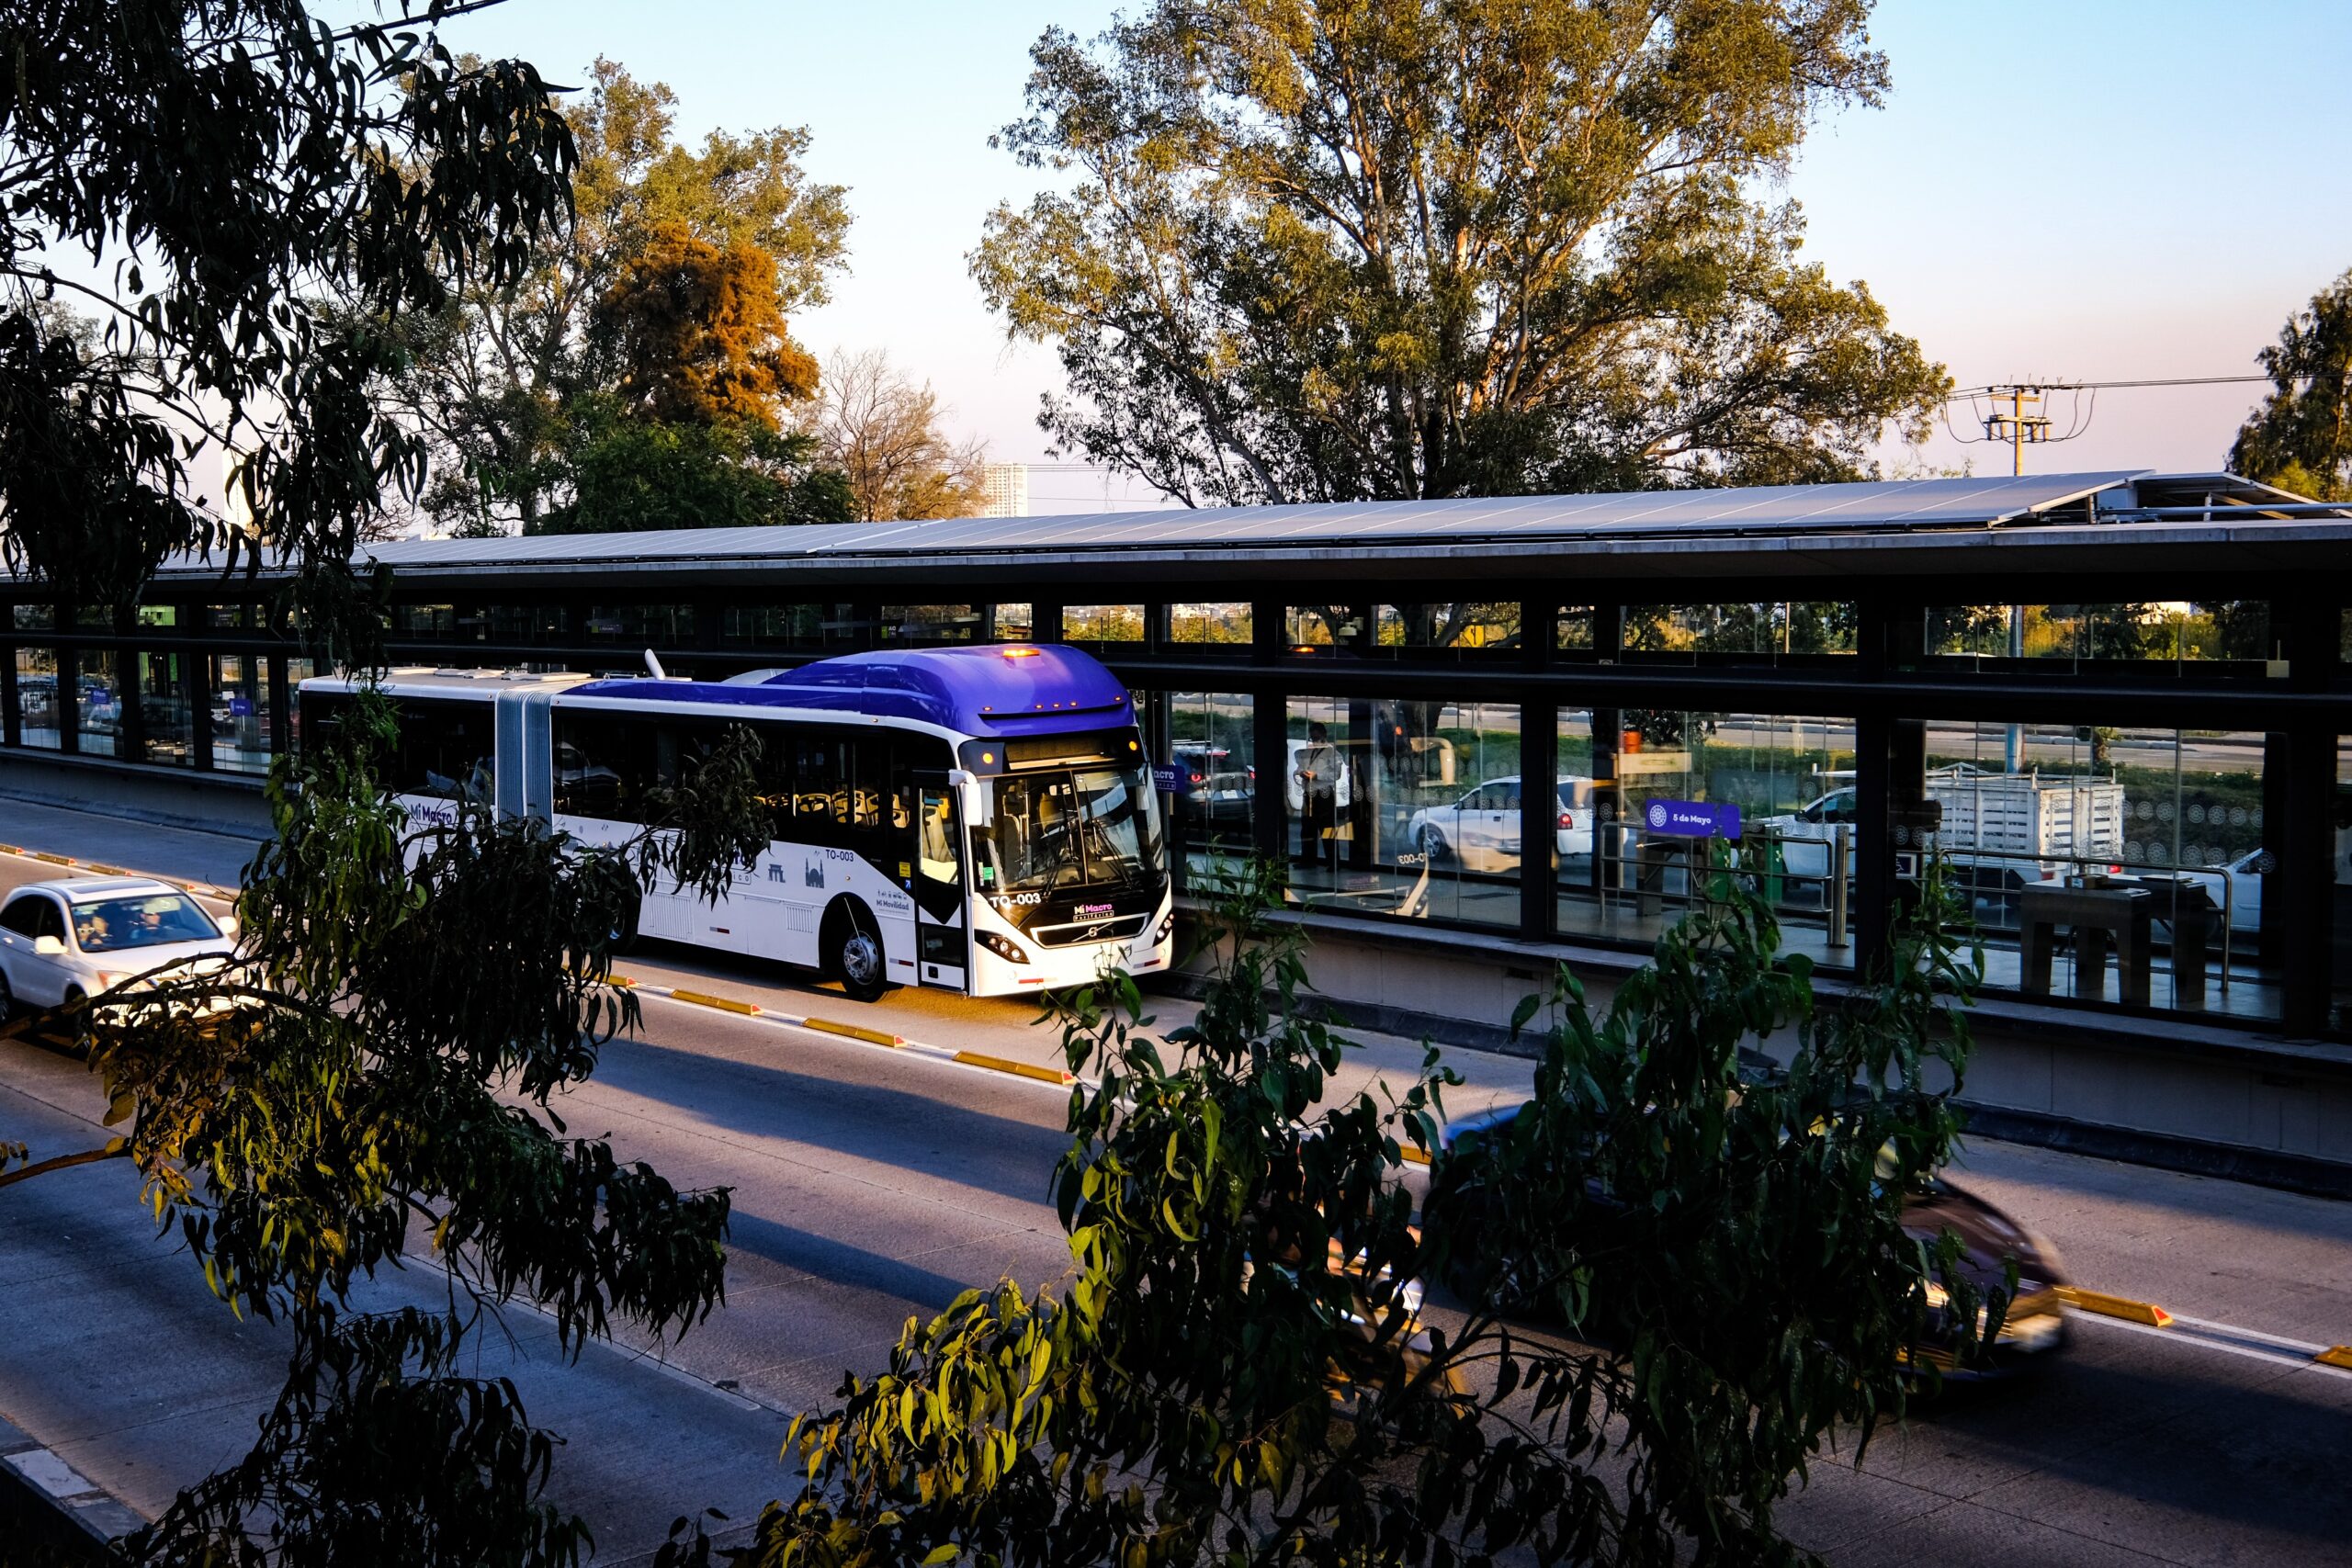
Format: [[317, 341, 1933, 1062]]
[[981, 764, 1164, 894], [72, 893, 221, 953]]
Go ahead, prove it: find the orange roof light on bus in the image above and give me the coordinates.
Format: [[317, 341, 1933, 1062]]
[[1001, 647, 1041, 660]]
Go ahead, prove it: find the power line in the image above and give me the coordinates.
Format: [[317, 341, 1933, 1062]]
[[1945, 374, 2284, 399]]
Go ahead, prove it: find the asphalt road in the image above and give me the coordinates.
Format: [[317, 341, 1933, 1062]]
[[0, 803, 2346, 1565]]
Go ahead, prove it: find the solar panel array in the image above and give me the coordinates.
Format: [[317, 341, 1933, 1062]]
[[338, 470, 2154, 572]]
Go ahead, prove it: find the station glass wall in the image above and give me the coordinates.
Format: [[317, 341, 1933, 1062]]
[[1282, 694, 1520, 929], [74, 649, 119, 757], [2335, 738, 2352, 1033], [1922, 721, 2277, 1020], [1556, 710, 1857, 969], [209, 654, 275, 773], [1165, 692, 1255, 886], [12, 645, 59, 749]]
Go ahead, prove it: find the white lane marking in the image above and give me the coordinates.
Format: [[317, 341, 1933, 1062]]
[[2071, 1307, 2352, 1377]]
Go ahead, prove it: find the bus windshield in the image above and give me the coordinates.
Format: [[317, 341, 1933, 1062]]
[[981, 764, 1163, 894]]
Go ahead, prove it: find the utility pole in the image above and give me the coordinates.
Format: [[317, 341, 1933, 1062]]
[[1983, 387, 2052, 773]]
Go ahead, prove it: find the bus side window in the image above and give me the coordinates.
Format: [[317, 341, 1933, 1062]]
[[749, 722, 795, 840], [794, 735, 844, 840]]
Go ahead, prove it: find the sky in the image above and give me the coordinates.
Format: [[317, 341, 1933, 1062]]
[[441, 0, 2352, 505]]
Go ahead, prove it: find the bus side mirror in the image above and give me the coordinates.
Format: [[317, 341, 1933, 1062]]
[[947, 769, 974, 787]]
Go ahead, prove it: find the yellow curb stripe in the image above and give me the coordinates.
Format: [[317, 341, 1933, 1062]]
[[31, 852, 73, 866], [605, 975, 639, 988], [669, 988, 760, 1016], [1397, 1145, 1431, 1167], [2316, 1347, 2352, 1371], [952, 1049, 1073, 1085], [801, 1017, 902, 1048], [2055, 1286, 2174, 1327], [0, 844, 20, 855], [88, 863, 132, 876]]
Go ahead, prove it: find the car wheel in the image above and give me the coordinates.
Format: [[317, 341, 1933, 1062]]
[[1417, 825, 1451, 864], [824, 900, 891, 1003]]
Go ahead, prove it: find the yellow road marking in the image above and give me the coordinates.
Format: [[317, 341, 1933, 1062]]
[[89, 863, 131, 875], [2056, 1286, 2174, 1327], [952, 1049, 1072, 1085], [669, 988, 760, 1016], [2317, 1347, 2352, 1371], [606, 975, 639, 988], [1397, 1145, 1431, 1167], [31, 852, 73, 866], [801, 1017, 902, 1048]]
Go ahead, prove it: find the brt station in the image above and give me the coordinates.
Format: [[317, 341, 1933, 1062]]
[[5, 468, 2352, 1184]]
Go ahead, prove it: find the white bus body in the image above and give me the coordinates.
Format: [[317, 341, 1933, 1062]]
[[300, 646, 1174, 1001]]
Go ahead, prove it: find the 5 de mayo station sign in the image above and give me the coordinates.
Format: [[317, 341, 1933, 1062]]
[[1645, 798, 1741, 839]]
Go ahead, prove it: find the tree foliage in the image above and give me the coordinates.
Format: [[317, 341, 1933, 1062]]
[[973, 0, 1951, 506], [0, 0, 576, 648], [810, 348, 991, 522], [390, 56, 851, 534], [684, 863, 1990, 1568], [0, 692, 775, 1566], [597, 220, 821, 429], [539, 393, 853, 535], [2230, 267, 2352, 502]]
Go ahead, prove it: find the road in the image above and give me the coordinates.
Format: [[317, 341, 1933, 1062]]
[[0, 800, 2347, 1564]]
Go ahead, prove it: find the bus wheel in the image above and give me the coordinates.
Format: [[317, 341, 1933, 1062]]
[[825, 900, 890, 1003], [607, 885, 642, 956]]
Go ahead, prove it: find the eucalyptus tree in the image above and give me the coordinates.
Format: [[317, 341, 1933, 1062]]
[[0, 6, 777, 1562], [972, 0, 1952, 508], [2231, 267, 2352, 502], [688, 865, 1994, 1568]]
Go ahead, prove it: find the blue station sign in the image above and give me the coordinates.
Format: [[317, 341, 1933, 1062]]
[[1151, 762, 1190, 795], [1644, 798, 1741, 839]]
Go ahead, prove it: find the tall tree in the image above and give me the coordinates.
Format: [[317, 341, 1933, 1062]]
[[810, 348, 990, 522], [396, 57, 850, 534], [0, 0, 577, 650], [973, 0, 1951, 506], [0, 7, 775, 1561], [2230, 268, 2352, 502]]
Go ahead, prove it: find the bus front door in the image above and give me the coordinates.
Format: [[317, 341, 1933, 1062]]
[[912, 773, 969, 990]]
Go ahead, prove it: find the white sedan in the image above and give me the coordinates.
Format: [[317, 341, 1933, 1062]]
[[0, 876, 239, 1017], [1408, 776, 1596, 872]]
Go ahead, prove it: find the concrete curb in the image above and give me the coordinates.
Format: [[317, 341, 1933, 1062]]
[[0, 1416, 138, 1561]]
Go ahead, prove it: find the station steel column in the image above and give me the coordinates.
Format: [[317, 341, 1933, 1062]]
[[0, 637, 17, 749], [1854, 597, 1928, 976], [1251, 597, 1289, 870], [2276, 592, 2341, 1033], [1519, 597, 1557, 941]]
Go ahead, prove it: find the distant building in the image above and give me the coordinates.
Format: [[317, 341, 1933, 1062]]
[[979, 463, 1028, 517]]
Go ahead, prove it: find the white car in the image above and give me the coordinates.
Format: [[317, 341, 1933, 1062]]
[[0, 877, 239, 1017], [1408, 776, 1595, 872]]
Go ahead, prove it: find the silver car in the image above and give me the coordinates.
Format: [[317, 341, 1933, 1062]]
[[1408, 776, 1596, 872], [0, 877, 239, 1017]]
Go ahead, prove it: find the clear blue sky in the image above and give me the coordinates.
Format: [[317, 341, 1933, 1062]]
[[446, 1, 2352, 495]]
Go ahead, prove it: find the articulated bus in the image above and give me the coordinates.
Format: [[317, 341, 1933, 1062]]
[[299, 645, 1173, 1000]]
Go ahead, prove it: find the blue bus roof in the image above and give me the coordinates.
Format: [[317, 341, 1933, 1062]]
[[563, 643, 1135, 739]]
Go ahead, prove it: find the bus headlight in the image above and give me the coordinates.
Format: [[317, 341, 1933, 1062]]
[[1153, 911, 1175, 943], [977, 931, 1030, 964]]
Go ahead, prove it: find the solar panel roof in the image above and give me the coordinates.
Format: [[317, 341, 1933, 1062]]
[[334, 472, 2150, 572]]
